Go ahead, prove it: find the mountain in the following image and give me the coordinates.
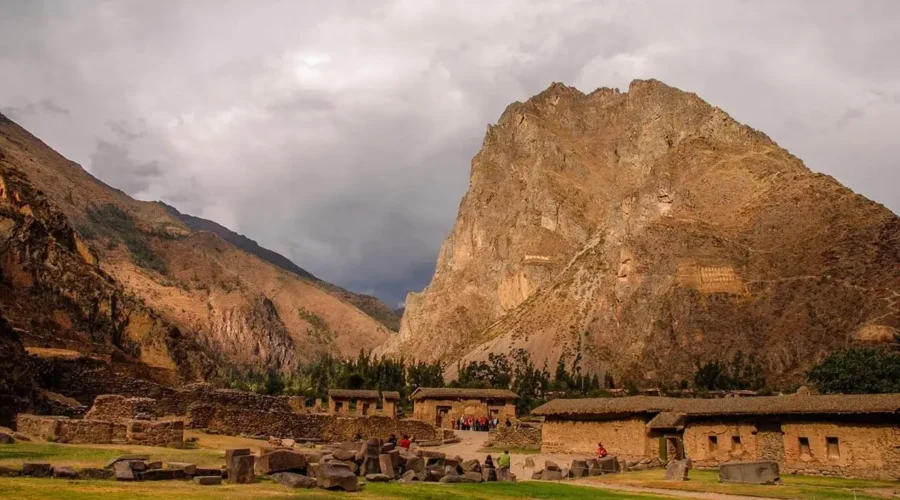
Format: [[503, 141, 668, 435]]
[[159, 202, 401, 331], [0, 111, 392, 394], [377, 80, 900, 387]]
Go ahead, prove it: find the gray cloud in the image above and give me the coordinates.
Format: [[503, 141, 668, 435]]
[[1, 0, 899, 307]]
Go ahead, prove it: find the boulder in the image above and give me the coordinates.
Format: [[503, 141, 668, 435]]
[[167, 462, 196, 475], [461, 459, 481, 473], [424, 465, 445, 482], [524, 457, 535, 468], [665, 459, 691, 481], [52, 466, 77, 479], [541, 469, 564, 481], [113, 461, 136, 481], [439, 474, 459, 483], [225, 449, 251, 480], [332, 449, 356, 461], [405, 456, 425, 473], [316, 462, 358, 491], [104, 455, 149, 469], [272, 472, 316, 488], [22, 463, 52, 477], [255, 450, 307, 475], [544, 461, 561, 472], [0, 432, 14, 444], [597, 456, 620, 473], [365, 473, 392, 482], [379, 454, 396, 479], [140, 469, 184, 481], [300, 451, 324, 464], [532, 469, 543, 480], [401, 470, 421, 482], [482, 467, 497, 482], [230, 455, 255, 484], [719, 461, 780, 485], [78, 467, 114, 480], [193, 476, 222, 485], [194, 467, 223, 477], [461, 471, 483, 483]]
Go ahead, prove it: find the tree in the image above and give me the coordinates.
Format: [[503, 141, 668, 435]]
[[808, 347, 900, 394], [693, 351, 767, 391]]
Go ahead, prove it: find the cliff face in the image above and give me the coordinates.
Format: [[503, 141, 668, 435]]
[[0, 112, 391, 385], [379, 80, 900, 386]]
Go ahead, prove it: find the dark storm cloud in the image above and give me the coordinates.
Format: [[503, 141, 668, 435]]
[[1, 0, 898, 307]]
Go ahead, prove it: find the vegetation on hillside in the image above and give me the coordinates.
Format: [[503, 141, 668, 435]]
[[807, 346, 900, 394], [79, 203, 171, 275]]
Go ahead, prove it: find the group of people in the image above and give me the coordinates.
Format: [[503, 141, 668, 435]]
[[453, 415, 511, 431], [387, 433, 413, 450], [484, 450, 513, 480]]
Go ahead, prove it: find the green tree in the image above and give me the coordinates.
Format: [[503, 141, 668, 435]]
[[808, 347, 900, 394]]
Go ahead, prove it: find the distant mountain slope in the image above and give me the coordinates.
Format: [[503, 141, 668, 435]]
[[0, 111, 392, 388], [159, 202, 401, 331]]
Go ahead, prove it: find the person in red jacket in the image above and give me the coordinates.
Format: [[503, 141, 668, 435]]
[[399, 434, 412, 450], [597, 442, 608, 458]]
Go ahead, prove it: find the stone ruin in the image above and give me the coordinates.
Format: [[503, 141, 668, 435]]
[[16, 413, 184, 448]]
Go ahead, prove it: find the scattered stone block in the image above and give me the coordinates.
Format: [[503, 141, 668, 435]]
[[194, 467, 223, 477], [52, 466, 77, 478], [0, 466, 19, 477], [104, 455, 149, 469], [405, 456, 424, 473], [531, 469, 543, 480], [420, 450, 446, 459], [230, 455, 255, 484], [461, 471, 483, 483], [140, 469, 184, 481], [225, 449, 250, 480], [316, 462, 358, 491], [0, 432, 15, 444], [193, 476, 222, 485], [439, 474, 459, 483], [255, 450, 307, 475], [482, 467, 497, 482], [281, 438, 295, 448], [379, 454, 396, 479], [78, 467, 114, 480], [524, 457, 535, 468], [129, 461, 148, 472], [113, 461, 135, 481], [272, 472, 316, 488], [665, 459, 691, 481], [461, 459, 481, 473], [12, 432, 31, 442], [541, 469, 563, 481], [167, 462, 196, 475], [146, 461, 162, 470], [332, 449, 356, 461], [22, 463, 52, 477], [401, 470, 420, 482], [719, 461, 780, 485], [597, 456, 620, 473], [365, 473, 392, 482], [544, 461, 561, 472]]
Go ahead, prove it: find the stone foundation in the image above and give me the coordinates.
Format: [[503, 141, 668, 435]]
[[203, 407, 442, 442], [486, 424, 542, 450], [85, 395, 156, 422], [15, 414, 183, 448]]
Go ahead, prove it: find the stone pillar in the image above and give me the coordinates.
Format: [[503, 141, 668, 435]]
[[328, 398, 336, 415], [383, 400, 396, 419], [355, 400, 364, 416], [314, 398, 323, 413]]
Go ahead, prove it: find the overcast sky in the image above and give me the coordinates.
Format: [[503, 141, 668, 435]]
[[1, 0, 898, 307]]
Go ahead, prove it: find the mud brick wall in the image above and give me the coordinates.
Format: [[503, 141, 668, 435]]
[[205, 408, 442, 441], [486, 424, 542, 449], [85, 394, 156, 422], [127, 419, 184, 448]]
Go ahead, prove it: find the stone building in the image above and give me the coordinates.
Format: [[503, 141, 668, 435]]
[[327, 389, 380, 416], [410, 387, 518, 428], [382, 391, 400, 418], [532, 394, 900, 480]]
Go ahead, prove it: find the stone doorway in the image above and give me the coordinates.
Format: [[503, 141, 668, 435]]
[[436, 406, 451, 428]]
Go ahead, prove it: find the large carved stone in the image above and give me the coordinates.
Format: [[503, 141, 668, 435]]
[[719, 461, 780, 485], [272, 472, 316, 488], [665, 458, 691, 481], [230, 455, 255, 484], [316, 462, 358, 491], [255, 450, 307, 475]]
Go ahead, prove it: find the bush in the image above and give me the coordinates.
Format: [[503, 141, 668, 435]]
[[808, 347, 900, 394]]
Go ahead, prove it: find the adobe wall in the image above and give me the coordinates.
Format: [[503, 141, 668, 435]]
[[541, 417, 651, 459], [781, 420, 900, 480], [683, 419, 761, 467], [412, 398, 516, 429], [204, 407, 442, 442], [486, 424, 542, 450], [85, 394, 156, 422]]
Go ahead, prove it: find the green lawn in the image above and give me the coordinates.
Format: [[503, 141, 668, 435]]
[[0, 477, 669, 500], [585, 468, 900, 500], [0, 442, 224, 468]]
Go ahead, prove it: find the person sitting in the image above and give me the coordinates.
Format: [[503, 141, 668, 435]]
[[399, 434, 411, 450], [484, 454, 495, 469], [596, 441, 608, 458], [387, 433, 398, 447]]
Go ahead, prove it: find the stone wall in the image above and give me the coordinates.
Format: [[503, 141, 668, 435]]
[[85, 395, 155, 422], [486, 424, 542, 449], [682, 419, 761, 467], [15, 414, 183, 448], [541, 417, 651, 459], [781, 419, 900, 480], [203, 407, 442, 442], [412, 398, 516, 429]]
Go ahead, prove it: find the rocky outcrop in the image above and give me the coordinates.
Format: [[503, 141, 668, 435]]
[[380, 80, 900, 386], [0, 313, 39, 426]]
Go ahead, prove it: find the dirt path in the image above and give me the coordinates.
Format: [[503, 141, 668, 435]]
[[570, 479, 782, 500]]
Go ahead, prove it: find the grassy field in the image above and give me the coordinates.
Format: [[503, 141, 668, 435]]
[[585, 468, 900, 500], [0, 477, 670, 500]]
